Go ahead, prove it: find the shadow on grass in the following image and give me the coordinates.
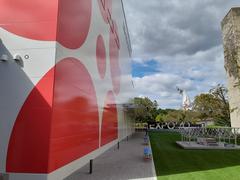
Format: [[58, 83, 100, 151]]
[[149, 131, 240, 177]]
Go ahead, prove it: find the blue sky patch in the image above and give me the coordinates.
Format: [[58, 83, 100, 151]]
[[132, 60, 159, 77]]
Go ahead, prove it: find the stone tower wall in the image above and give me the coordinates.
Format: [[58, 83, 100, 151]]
[[222, 8, 240, 127]]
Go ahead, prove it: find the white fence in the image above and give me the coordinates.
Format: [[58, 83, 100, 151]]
[[180, 127, 240, 146]]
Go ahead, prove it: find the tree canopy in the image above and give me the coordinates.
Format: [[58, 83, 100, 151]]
[[127, 97, 158, 123], [127, 84, 231, 127], [192, 84, 230, 126]]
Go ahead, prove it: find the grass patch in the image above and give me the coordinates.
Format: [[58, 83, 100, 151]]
[[149, 131, 240, 180]]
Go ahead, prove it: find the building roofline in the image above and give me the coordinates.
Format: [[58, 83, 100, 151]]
[[120, 0, 132, 57], [221, 7, 240, 28]]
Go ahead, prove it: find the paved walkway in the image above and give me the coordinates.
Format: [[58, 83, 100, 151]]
[[66, 132, 157, 180]]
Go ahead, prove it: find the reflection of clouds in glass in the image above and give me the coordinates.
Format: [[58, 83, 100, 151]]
[[117, 75, 136, 104]]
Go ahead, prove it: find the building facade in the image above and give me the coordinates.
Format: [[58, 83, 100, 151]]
[[222, 7, 240, 127], [0, 0, 134, 179]]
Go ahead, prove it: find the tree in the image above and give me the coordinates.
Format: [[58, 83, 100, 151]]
[[193, 93, 218, 119], [192, 84, 231, 126], [160, 109, 199, 123], [210, 84, 231, 126], [127, 97, 158, 123], [162, 110, 181, 122], [155, 114, 166, 123]]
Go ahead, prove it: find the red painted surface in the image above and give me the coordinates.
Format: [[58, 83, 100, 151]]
[[101, 91, 118, 146], [0, 0, 58, 41], [0, 0, 91, 45], [109, 23, 121, 95], [98, 0, 112, 24], [4, 0, 125, 175], [6, 69, 55, 173], [96, 35, 107, 79], [57, 0, 92, 49], [49, 58, 99, 172], [7, 58, 99, 173]]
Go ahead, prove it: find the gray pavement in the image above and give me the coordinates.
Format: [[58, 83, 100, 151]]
[[66, 132, 157, 180]]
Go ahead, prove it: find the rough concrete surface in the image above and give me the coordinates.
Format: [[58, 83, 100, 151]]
[[222, 7, 240, 127]]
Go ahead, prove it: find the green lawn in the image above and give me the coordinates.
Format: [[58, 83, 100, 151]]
[[149, 131, 240, 180]]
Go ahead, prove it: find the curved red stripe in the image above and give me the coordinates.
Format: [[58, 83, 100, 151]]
[[0, 0, 58, 41], [6, 68, 54, 173], [101, 91, 118, 146], [7, 58, 99, 173], [49, 58, 99, 172]]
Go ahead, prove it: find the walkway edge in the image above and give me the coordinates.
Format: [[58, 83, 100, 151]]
[[149, 137, 157, 180]]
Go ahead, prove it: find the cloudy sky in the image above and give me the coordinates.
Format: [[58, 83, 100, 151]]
[[123, 0, 240, 109]]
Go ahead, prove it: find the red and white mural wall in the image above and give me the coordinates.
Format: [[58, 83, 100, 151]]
[[0, 0, 134, 179]]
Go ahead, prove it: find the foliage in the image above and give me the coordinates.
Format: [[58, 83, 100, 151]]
[[214, 116, 231, 127], [193, 84, 230, 126], [155, 114, 165, 123], [193, 93, 218, 119], [128, 84, 230, 126], [155, 109, 199, 123], [210, 84, 230, 120], [162, 110, 181, 122], [127, 97, 158, 123]]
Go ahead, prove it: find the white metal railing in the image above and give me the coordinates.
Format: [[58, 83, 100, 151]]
[[179, 127, 240, 146]]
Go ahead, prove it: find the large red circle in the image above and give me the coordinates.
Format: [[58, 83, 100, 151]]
[[57, 0, 92, 49], [97, 0, 112, 24], [96, 35, 107, 79], [101, 91, 118, 146], [7, 58, 99, 173], [0, 0, 58, 40], [49, 58, 99, 171]]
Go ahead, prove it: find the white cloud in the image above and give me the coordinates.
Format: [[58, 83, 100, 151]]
[[123, 0, 238, 108], [132, 73, 194, 108], [130, 45, 227, 108]]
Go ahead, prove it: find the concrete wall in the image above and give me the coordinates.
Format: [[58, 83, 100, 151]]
[[222, 7, 240, 128]]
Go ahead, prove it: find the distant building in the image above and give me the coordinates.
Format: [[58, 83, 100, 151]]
[[222, 8, 240, 127]]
